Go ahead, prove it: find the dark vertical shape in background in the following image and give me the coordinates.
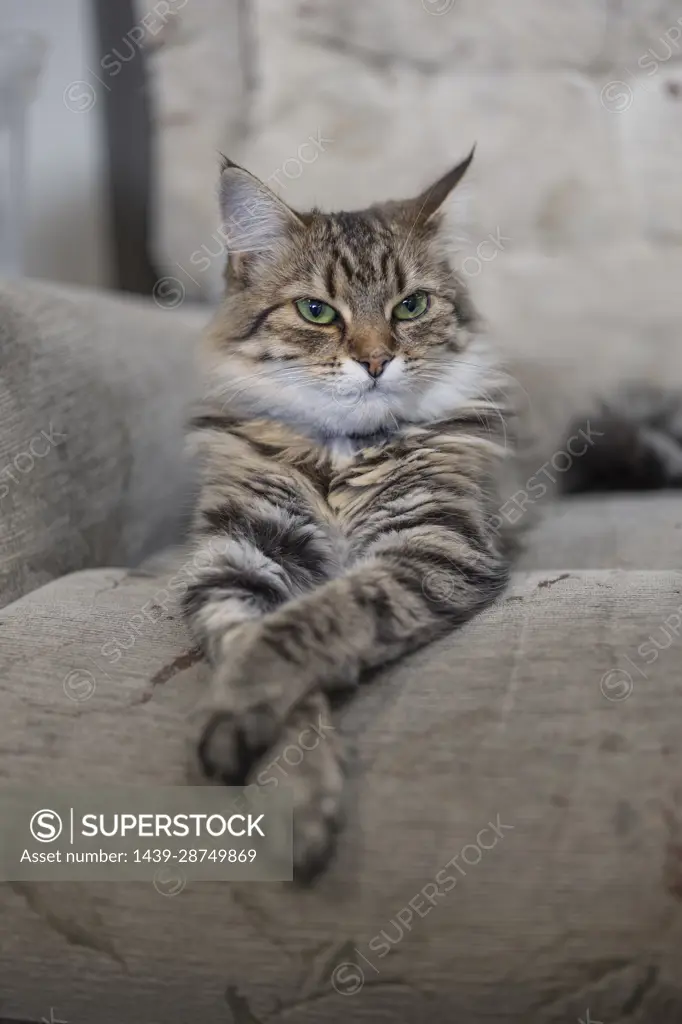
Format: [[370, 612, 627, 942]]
[[92, 0, 158, 294]]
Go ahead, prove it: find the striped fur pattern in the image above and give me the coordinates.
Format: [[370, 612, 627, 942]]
[[183, 153, 520, 879]]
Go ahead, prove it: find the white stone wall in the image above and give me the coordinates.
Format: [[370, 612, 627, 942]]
[[6, 0, 111, 287], [146, 0, 682, 341]]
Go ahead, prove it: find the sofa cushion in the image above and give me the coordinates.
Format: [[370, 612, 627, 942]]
[[0, 562, 680, 1022], [520, 493, 682, 570], [0, 279, 207, 608]]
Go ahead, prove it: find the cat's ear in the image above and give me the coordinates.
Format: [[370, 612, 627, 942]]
[[218, 156, 304, 268], [411, 145, 475, 225]]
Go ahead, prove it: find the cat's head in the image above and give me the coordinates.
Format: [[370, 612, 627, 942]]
[[205, 149, 489, 437]]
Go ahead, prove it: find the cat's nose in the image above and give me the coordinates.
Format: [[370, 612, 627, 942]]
[[356, 354, 394, 379]]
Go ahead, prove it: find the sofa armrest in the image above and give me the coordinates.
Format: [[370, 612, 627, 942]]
[[0, 278, 208, 607], [0, 566, 680, 1020]]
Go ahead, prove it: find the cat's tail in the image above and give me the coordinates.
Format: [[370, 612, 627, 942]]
[[558, 383, 682, 494]]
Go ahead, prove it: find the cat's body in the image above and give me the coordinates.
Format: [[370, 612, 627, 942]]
[[182, 152, 526, 878]]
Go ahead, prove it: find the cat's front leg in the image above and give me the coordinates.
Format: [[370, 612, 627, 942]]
[[194, 529, 509, 876], [193, 644, 345, 880], [181, 427, 341, 780], [182, 414, 339, 662]]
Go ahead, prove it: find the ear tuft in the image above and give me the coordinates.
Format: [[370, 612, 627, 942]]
[[218, 152, 239, 174]]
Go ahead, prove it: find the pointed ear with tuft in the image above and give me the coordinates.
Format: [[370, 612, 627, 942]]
[[410, 145, 476, 226], [218, 157, 304, 274]]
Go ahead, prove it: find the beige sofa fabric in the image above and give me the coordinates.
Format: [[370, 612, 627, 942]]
[[518, 494, 682, 569], [0, 280, 207, 608], [1, 542, 682, 1021]]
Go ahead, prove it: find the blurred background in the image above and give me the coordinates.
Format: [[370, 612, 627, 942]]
[[5, 9, 682, 1021], [3, 0, 682, 313]]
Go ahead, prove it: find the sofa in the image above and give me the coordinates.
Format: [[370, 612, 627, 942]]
[[1, 276, 682, 1023]]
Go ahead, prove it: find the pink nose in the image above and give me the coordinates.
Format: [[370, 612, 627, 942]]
[[355, 354, 393, 379]]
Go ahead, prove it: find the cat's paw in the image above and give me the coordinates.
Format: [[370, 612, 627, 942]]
[[250, 692, 345, 883], [194, 688, 345, 882], [193, 625, 299, 785], [196, 700, 281, 786]]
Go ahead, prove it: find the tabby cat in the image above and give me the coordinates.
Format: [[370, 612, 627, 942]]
[[183, 150, 521, 880]]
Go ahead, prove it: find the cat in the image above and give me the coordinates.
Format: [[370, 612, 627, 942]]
[[182, 149, 523, 880]]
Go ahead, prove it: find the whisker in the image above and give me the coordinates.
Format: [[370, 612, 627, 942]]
[[216, 366, 313, 404]]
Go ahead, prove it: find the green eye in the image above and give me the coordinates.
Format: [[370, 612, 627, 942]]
[[393, 290, 429, 321], [295, 298, 338, 325]]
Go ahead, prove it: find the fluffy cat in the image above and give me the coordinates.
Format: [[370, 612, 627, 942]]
[[183, 150, 522, 879]]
